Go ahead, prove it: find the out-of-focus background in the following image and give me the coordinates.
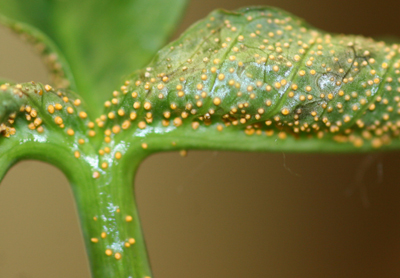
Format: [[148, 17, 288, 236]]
[[1, 0, 400, 277]]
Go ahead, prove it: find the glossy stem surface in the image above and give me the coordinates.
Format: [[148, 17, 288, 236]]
[[72, 152, 152, 278], [0, 139, 152, 278], [1, 120, 394, 278]]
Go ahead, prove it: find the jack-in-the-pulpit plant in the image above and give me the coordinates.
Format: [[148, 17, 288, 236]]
[[1, 1, 400, 277]]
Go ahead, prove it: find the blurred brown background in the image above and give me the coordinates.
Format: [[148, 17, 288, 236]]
[[1, 0, 400, 277]]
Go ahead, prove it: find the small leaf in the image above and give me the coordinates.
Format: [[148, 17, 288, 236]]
[[0, 15, 76, 90], [0, 0, 188, 115], [97, 7, 400, 151], [0, 82, 95, 144]]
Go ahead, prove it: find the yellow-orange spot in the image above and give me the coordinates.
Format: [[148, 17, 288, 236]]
[[138, 121, 146, 129], [115, 152, 122, 159], [112, 125, 121, 134], [79, 112, 87, 119], [28, 109, 37, 118], [127, 112, 136, 121], [125, 215, 133, 222], [133, 102, 141, 109], [93, 171, 100, 179], [281, 108, 290, 115], [55, 103, 62, 110], [91, 238, 98, 243], [121, 120, 130, 130], [114, 253, 122, 260], [44, 84, 52, 92], [47, 105, 55, 114], [105, 249, 113, 256], [54, 116, 63, 125], [33, 118, 42, 126], [278, 132, 287, 139], [108, 112, 115, 119], [192, 122, 199, 130], [173, 117, 183, 127], [144, 102, 152, 110], [117, 109, 125, 116]]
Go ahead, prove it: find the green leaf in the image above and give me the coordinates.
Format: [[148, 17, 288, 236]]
[[0, 82, 96, 154], [96, 6, 400, 152], [0, 0, 188, 116]]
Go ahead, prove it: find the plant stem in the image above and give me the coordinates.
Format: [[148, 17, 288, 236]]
[[77, 122, 400, 277], [69, 149, 152, 278], [0, 137, 153, 278], [2, 118, 398, 278]]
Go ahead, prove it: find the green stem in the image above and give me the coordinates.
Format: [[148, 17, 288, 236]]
[[73, 150, 152, 278], [77, 122, 400, 277], [2, 119, 397, 278], [0, 138, 153, 278]]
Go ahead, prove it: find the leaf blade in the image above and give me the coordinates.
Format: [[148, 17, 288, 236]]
[[98, 7, 400, 152], [0, 0, 188, 116]]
